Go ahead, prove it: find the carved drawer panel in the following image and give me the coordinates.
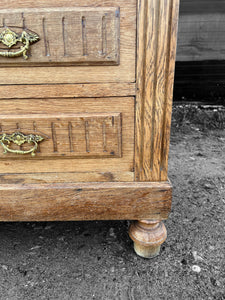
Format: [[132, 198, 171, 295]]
[[0, 113, 122, 159], [0, 7, 119, 66], [0, 97, 134, 182], [0, 0, 136, 84]]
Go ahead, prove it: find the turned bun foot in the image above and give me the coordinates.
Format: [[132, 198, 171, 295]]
[[128, 220, 167, 258]]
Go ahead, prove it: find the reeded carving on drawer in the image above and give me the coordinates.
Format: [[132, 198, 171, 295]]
[[0, 7, 120, 65], [0, 113, 122, 159]]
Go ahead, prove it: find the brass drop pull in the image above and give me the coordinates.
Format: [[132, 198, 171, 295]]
[[0, 132, 44, 157], [0, 27, 39, 59]]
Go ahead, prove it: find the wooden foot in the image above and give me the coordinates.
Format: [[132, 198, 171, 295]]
[[128, 220, 167, 258]]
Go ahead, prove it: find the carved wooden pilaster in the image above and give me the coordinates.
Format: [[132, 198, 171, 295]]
[[135, 0, 180, 181], [132, 0, 179, 258]]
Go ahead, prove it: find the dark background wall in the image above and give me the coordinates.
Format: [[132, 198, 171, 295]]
[[174, 0, 225, 104]]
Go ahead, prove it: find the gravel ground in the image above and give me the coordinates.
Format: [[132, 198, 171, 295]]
[[0, 106, 224, 300]]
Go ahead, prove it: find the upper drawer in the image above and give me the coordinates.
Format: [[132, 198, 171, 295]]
[[0, 0, 136, 85], [0, 7, 120, 66]]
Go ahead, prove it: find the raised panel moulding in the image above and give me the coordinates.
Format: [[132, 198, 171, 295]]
[[0, 113, 122, 159], [0, 7, 120, 66]]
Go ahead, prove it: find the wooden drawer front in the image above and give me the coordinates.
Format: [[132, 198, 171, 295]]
[[0, 113, 122, 159], [0, 0, 136, 84], [0, 97, 134, 182], [0, 7, 119, 66]]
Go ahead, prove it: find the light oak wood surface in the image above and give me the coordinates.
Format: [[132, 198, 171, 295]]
[[0, 181, 172, 221], [0, 0, 136, 84], [0, 7, 120, 66], [0, 97, 134, 181], [135, 0, 179, 182], [0, 83, 136, 99], [0, 113, 122, 159]]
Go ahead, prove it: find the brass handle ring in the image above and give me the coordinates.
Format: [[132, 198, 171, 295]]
[[0, 132, 44, 157], [0, 139, 38, 156], [0, 28, 40, 60]]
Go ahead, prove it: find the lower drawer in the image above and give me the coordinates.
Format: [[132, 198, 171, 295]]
[[0, 97, 134, 182]]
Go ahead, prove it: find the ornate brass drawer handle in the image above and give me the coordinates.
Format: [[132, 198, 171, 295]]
[[0, 132, 44, 157], [0, 27, 39, 59]]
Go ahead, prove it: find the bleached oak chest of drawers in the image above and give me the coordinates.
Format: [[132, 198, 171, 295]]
[[0, 0, 179, 258]]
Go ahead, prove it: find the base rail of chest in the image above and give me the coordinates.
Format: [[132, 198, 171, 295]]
[[0, 181, 172, 222]]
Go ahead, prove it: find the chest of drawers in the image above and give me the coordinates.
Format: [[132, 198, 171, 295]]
[[0, 0, 179, 258]]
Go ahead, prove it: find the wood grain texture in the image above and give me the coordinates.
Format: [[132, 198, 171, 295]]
[[0, 171, 134, 184], [0, 97, 134, 182], [135, 0, 179, 181], [0, 113, 122, 159], [176, 0, 225, 61], [0, 181, 172, 221], [0, 83, 136, 99], [0, 0, 136, 84], [0, 7, 120, 65], [177, 13, 225, 61]]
